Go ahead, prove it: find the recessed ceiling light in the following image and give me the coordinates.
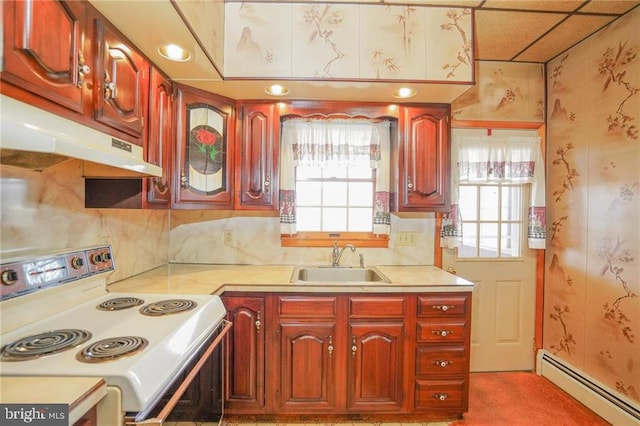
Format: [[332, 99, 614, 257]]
[[393, 87, 416, 99], [265, 84, 289, 96], [158, 44, 191, 62]]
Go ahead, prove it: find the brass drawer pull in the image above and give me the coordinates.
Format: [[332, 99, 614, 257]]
[[433, 360, 452, 368], [432, 304, 455, 312], [433, 329, 452, 337], [432, 393, 449, 401]]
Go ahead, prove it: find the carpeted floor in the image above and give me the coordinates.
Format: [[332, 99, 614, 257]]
[[452, 372, 610, 425]]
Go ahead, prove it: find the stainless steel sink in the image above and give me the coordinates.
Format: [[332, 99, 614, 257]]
[[291, 266, 390, 284]]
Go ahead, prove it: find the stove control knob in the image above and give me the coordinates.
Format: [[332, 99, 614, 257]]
[[71, 256, 84, 269], [102, 251, 112, 261], [89, 253, 103, 264], [1, 269, 19, 285]]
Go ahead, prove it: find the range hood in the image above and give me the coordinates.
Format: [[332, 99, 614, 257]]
[[0, 95, 162, 177]]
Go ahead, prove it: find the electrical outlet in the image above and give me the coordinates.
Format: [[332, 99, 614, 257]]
[[396, 232, 416, 246], [223, 230, 233, 245]]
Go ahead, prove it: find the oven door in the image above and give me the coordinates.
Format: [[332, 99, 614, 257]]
[[126, 319, 232, 425]]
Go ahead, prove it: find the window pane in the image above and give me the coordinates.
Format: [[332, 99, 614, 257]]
[[348, 167, 373, 179], [349, 182, 373, 206], [297, 207, 321, 231], [459, 186, 477, 220], [501, 186, 522, 221], [479, 186, 499, 220], [322, 166, 347, 179], [349, 208, 372, 231], [297, 166, 321, 179], [322, 182, 347, 205], [296, 182, 321, 205], [479, 223, 498, 257], [459, 223, 478, 257], [501, 223, 522, 257], [323, 207, 346, 231]]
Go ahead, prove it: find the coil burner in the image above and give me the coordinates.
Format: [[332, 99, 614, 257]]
[[77, 336, 149, 363], [97, 297, 145, 311], [139, 299, 197, 316], [1, 329, 92, 361]]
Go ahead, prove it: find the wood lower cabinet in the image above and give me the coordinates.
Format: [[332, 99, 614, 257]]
[[222, 295, 266, 413], [278, 322, 337, 411], [414, 293, 471, 416], [223, 291, 471, 421], [348, 322, 404, 411]]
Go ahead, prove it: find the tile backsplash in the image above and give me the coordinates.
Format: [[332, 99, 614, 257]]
[[1, 160, 435, 283]]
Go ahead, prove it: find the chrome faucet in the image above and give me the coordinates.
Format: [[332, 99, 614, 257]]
[[332, 242, 356, 267]]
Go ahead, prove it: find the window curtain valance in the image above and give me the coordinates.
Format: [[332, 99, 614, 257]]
[[279, 118, 391, 236], [441, 133, 546, 249]]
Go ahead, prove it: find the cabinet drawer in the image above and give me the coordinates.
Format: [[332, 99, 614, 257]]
[[415, 379, 465, 410], [416, 346, 466, 376], [278, 296, 337, 318], [417, 294, 469, 317], [348, 296, 405, 318], [417, 320, 467, 343]]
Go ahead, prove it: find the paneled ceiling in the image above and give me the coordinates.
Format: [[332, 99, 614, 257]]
[[90, 0, 639, 102]]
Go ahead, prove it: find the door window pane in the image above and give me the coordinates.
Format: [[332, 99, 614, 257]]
[[457, 183, 526, 259]]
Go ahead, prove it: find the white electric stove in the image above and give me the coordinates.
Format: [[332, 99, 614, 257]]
[[0, 246, 229, 424]]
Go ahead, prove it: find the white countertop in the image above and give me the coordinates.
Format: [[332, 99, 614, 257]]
[[107, 264, 474, 294]]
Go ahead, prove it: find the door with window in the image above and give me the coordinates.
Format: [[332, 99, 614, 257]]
[[442, 128, 542, 372]]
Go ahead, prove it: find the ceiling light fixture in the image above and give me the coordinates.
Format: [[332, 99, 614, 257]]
[[393, 87, 416, 99], [158, 44, 191, 62], [265, 84, 289, 96]]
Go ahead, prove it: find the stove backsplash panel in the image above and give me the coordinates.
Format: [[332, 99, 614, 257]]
[[0, 160, 168, 282]]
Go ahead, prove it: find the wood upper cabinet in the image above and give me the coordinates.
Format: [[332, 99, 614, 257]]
[[235, 102, 280, 210], [93, 18, 148, 141], [173, 84, 235, 209], [395, 105, 450, 212], [222, 295, 266, 413], [1, 0, 91, 114], [142, 67, 173, 208]]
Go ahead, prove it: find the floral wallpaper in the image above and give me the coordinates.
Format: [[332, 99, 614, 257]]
[[452, 61, 544, 122], [545, 8, 639, 404], [224, 3, 472, 82]]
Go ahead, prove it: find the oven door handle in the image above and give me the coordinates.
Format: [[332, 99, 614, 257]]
[[127, 319, 232, 425]]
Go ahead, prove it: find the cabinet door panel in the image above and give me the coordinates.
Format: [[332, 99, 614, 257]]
[[348, 322, 404, 411], [173, 85, 234, 208], [2, 0, 88, 113], [143, 67, 173, 207], [223, 296, 265, 412], [279, 322, 336, 411], [397, 106, 450, 211], [236, 103, 279, 210], [94, 19, 147, 140]]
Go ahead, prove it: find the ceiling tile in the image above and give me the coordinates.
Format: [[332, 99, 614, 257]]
[[578, 0, 640, 14], [475, 10, 566, 60], [514, 14, 616, 62], [480, 0, 583, 12]]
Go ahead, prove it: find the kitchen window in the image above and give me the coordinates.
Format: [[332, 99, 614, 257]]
[[280, 118, 391, 247]]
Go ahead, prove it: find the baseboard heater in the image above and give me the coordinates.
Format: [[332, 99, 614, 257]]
[[536, 350, 640, 425]]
